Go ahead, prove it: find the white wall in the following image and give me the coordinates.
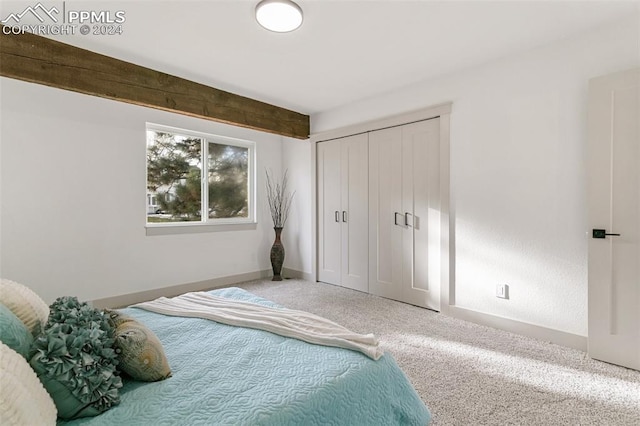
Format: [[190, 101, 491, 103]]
[[0, 78, 283, 304], [311, 16, 640, 337], [281, 137, 313, 276]]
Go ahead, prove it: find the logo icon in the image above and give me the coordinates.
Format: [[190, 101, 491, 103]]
[[1, 2, 59, 24]]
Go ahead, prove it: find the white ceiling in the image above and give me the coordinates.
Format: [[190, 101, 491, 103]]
[[2, 0, 637, 115]]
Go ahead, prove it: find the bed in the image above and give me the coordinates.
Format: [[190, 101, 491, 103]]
[[1, 283, 431, 425]]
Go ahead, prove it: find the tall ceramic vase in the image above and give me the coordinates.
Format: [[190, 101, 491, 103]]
[[270, 227, 285, 281]]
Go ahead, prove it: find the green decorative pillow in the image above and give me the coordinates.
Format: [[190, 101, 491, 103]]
[[0, 302, 33, 358], [105, 309, 172, 382], [30, 297, 122, 420]]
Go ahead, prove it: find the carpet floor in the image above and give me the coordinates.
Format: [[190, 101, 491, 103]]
[[234, 278, 640, 426]]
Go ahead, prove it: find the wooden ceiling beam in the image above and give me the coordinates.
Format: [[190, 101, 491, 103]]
[[0, 26, 310, 139]]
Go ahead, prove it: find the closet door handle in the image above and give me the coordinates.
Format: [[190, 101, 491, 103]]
[[405, 212, 413, 227], [335, 211, 340, 222], [342, 211, 347, 222], [592, 229, 621, 239], [394, 212, 402, 226]]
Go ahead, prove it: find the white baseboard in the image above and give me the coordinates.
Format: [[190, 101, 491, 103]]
[[91, 269, 271, 309], [282, 267, 314, 281], [447, 305, 587, 351]]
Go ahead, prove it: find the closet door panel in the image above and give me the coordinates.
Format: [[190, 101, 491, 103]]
[[425, 119, 441, 308], [401, 131, 415, 303], [412, 125, 430, 293], [317, 140, 341, 285], [369, 127, 403, 300], [403, 119, 441, 310], [341, 134, 369, 292]]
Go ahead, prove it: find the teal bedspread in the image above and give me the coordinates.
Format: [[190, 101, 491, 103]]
[[60, 288, 430, 425]]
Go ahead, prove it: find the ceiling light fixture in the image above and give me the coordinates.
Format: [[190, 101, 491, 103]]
[[255, 0, 303, 33]]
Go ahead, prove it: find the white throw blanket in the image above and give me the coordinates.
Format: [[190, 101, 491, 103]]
[[133, 292, 383, 360]]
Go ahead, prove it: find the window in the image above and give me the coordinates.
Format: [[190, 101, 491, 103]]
[[146, 124, 255, 228]]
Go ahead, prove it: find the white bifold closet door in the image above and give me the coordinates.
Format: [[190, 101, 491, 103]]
[[587, 68, 640, 370], [369, 119, 441, 310], [317, 134, 369, 292]]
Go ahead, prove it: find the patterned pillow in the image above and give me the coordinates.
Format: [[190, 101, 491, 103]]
[[0, 279, 49, 337], [0, 341, 57, 426], [105, 309, 172, 382], [0, 303, 33, 358]]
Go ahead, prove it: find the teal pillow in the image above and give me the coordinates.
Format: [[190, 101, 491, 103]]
[[30, 296, 122, 420], [0, 302, 33, 358]]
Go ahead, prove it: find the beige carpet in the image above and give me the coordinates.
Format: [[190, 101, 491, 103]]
[[235, 278, 640, 426]]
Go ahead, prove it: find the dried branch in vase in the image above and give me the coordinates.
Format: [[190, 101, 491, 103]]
[[266, 169, 295, 228]]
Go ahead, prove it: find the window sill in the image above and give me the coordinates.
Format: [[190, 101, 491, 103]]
[[146, 221, 257, 236]]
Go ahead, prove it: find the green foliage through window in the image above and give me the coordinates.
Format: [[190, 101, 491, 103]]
[[208, 143, 248, 219]]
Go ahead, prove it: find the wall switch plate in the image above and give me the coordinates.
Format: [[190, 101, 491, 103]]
[[496, 284, 509, 299]]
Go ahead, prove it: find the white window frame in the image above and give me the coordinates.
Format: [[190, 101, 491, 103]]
[[145, 123, 257, 236]]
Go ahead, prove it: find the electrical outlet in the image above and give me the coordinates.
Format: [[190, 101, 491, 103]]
[[496, 284, 509, 299]]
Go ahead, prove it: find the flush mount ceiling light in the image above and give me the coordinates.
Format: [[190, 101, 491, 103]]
[[255, 0, 303, 33]]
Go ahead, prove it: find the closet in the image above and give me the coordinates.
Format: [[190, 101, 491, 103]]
[[317, 133, 369, 292], [315, 106, 449, 312], [368, 119, 441, 310]]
